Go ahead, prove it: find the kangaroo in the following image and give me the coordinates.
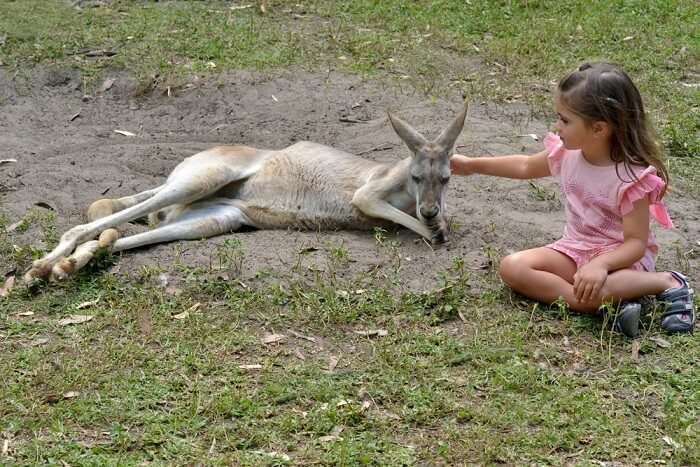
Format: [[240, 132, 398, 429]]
[[24, 104, 467, 284]]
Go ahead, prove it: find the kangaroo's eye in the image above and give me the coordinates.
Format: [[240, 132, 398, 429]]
[[411, 175, 422, 183], [440, 177, 449, 185]]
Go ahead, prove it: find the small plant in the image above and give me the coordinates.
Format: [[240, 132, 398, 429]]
[[212, 238, 245, 276], [527, 180, 557, 202], [327, 241, 350, 266], [373, 226, 387, 245]]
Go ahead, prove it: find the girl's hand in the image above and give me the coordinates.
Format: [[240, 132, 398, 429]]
[[573, 261, 609, 303], [450, 154, 474, 176]]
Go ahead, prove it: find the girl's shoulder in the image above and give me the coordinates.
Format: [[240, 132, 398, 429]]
[[543, 133, 569, 175], [618, 164, 673, 228]]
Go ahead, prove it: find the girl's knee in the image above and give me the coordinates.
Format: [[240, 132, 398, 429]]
[[499, 254, 524, 287]]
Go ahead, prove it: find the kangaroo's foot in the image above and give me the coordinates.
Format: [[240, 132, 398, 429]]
[[24, 228, 119, 284]]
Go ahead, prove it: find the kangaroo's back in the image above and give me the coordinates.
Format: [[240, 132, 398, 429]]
[[233, 141, 392, 230]]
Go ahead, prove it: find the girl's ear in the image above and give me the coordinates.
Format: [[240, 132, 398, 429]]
[[591, 120, 611, 138]]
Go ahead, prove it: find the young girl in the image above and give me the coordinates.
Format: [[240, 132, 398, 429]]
[[451, 62, 695, 337]]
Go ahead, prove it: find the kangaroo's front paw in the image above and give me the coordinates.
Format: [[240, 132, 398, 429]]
[[430, 220, 449, 245], [431, 230, 448, 245]]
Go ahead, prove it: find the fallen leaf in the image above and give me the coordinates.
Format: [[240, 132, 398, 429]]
[[5, 220, 22, 232], [17, 311, 34, 317], [457, 310, 466, 322], [318, 435, 342, 443], [34, 202, 54, 210], [0, 159, 17, 165], [517, 133, 540, 141], [251, 451, 289, 462], [99, 78, 115, 92], [650, 336, 671, 348], [114, 130, 136, 137], [328, 355, 339, 371], [289, 329, 316, 342], [1, 439, 8, 456], [622, 35, 635, 41], [76, 297, 100, 309], [69, 111, 81, 121], [239, 364, 263, 370], [293, 348, 305, 360], [0, 275, 16, 297], [261, 333, 286, 344], [631, 340, 640, 362], [165, 286, 182, 296], [662, 435, 681, 449], [29, 337, 49, 346], [230, 4, 253, 10], [58, 315, 93, 326], [358, 387, 373, 411], [84, 49, 116, 57], [353, 329, 388, 337], [271, 94, 278, 102], [336, 290, 349, 299], [173, 302, 201, 319], [63, 391, 80, 399], [172, 311, 189, 320], [158, 273, 169, 288]]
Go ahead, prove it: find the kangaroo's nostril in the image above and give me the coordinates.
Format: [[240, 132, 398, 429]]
[[420, 206, 439, 219]]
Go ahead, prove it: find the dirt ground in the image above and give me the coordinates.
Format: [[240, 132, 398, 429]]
[[1, 67, 698, 291]]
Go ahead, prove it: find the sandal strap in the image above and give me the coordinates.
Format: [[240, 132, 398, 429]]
[[661, 301, 694, 319]]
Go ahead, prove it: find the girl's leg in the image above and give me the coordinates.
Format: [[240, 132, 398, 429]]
[[499, 247, 679, 313], [598, 269, 678, 302], [498, 247, 591, 310]]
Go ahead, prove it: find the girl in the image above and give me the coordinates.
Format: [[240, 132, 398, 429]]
[[451, 62, 695, 337]]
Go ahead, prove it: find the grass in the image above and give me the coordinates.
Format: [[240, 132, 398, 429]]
[[3, 254, 700, 464], [1, 0, 699, 464], [2, 258, 700, 465]]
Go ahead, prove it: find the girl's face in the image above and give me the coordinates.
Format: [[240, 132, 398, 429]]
[[554, 97, 592, 150]]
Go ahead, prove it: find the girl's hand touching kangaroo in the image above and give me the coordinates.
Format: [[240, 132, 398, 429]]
[[450, 154, 474, 175]]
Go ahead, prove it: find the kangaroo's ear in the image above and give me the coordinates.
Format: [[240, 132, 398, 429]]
[[434, 103, 468, 153], [388, 112, 428, 154]]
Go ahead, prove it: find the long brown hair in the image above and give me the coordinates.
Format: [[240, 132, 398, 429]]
[[557, 62, 669, 197]]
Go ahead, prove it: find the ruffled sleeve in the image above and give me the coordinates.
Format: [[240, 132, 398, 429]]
[[543, 132, 565, 175], [618, 166, 673, 229]]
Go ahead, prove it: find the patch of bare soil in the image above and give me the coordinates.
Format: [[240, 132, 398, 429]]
[[0, 67, 697, 290]]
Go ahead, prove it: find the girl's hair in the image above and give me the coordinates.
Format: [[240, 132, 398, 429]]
[[557, 62, 669, 197]]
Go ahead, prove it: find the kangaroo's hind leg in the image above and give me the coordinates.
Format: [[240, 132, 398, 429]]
[[112, 198, 251, 252], [49, 186, 165, 282], [26, 146, 266, 284], [52, 198, 251, 279]]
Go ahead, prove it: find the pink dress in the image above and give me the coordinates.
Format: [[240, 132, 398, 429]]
[[544, 133, 673, 272]]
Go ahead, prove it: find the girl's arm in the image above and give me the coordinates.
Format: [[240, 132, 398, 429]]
[[573, 197, 650, 302], [450, 149, 551, 179]]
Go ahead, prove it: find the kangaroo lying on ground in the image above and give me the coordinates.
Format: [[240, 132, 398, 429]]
[[24, 104, 467, 284]]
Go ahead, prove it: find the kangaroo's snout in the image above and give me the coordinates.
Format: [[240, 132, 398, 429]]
[[420, 205, 440, 220]]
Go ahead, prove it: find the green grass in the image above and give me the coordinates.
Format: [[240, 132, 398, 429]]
[[2, 262, 699, 465], [1, 0, 699, 464]]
